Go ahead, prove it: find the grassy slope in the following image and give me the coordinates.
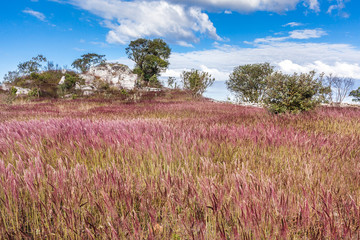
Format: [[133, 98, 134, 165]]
[[0, 94, 359, 239]]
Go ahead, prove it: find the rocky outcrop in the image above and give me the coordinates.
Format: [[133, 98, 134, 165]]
[[80, 63, 138, 90], [0, 84, 31, 95], [0, 83, 11, 91], [59, 76, 66, 85], [14, 87, 31, 95]]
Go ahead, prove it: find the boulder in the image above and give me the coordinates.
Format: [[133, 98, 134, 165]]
[[14, 86, 31, 95]]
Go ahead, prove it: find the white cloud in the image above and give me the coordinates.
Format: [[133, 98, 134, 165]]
[[289, 28, 327, 39], [327, 0, 349, 17], [283, 22, 303, 27], [165, 0, 320, 12], [199, 65, 230, 81], [278, 60, 360, 78], [177, 41, 195, 48], [161, 42, 360, 82], [54, 0, 222, 45], [23, 9, 46, 21], [253, 28, 327, 44], [304, 0, 320, 12]]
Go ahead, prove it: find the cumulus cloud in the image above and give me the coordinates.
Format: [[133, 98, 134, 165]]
[[23, 9, 46, 21], [52, 0, 222, 45], [51, 0, 333, 46]]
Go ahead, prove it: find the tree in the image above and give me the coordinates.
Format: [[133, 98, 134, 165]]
[[325, 75, 354, 104], [3, 71, 20, 83], [71, 53, 106, 73], [181, 69, 215, 97], [3, 55, 47, 84], [226, 63, 274, 103], [263, 71, 330, 114], [17, 55, 47, 75], [349, 87, 360, 102], [126, 38, 171, 84]]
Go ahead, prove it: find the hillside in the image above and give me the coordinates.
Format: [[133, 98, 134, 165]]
[[0, 96, 359, 239]]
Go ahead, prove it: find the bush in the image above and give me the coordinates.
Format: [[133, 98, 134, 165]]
[[181, 69, 215, 97], [226, 63, 274, 103], [58, 73, 83, 96], [10, 87, 17, 96], [263, 71, 330, 114], [28, 88, 40, 97]]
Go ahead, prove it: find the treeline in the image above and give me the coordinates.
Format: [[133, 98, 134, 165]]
[[2, 38, 360, 113]]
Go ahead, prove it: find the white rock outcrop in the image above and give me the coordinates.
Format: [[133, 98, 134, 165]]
[[59, 76, 66, 85], [0, 83, 11, 91], [0, 84, 30, 95], [80, 63, 138, 90], [14, 86, 31, 95]]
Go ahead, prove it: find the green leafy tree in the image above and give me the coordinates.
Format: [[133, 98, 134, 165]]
[[71, 53, 106, 73], [226, 63, 274, 103], [17, 55, 47, 75], [181, 69, 215, 97], [126, 38, 171, 84], [350, 87, 360, 102], [263, 71, 330, 114]]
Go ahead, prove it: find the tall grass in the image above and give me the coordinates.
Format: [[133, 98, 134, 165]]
[[0, 99, 359, 239]]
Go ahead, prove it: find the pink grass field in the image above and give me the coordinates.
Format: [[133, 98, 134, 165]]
[[0, 97, 359, 239]]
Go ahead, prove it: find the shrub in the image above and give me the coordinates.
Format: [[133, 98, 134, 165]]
[[226, 63, 274, 103], [263, 71, 330, 114], [10, 87, 17, 96], [181, 69, 215, 97], [28, 88, 40, 97], [58, 73, 83, 96]]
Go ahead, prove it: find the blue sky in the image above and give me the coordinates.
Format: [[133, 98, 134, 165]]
[[1, 0, 360, 100]]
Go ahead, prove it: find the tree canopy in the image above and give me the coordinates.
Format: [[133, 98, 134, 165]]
[[263, 71, 330, 114], [181, 69, 215, 97], [350, 87, 360, 102], [17, 55, 47, 75], [71, 53, 106, 73], [226, 63, 274, 103], [126, 38, 171, 84]]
